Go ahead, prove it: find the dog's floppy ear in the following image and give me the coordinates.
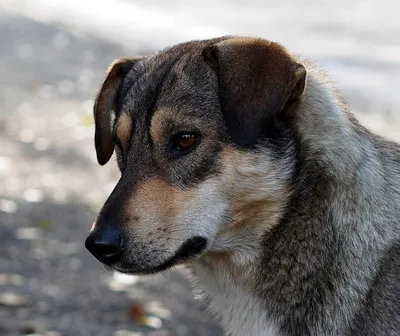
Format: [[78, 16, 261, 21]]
[[93, 57, 141, 165], [202, 37, 307, 146]]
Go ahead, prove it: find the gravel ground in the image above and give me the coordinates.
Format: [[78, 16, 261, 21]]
[[0, 2, 399, 336]]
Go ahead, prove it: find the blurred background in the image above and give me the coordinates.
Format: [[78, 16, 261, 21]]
[[0, 1, 399, 335]]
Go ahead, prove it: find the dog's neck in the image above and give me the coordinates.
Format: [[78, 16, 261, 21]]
[[293, 64, 365, 175], [191, 250, 278, 336]]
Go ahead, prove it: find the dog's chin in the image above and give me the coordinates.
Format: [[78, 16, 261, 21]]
[[107, 236, 209, 275]]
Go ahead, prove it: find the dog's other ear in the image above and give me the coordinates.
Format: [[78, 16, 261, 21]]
[[93, 57, 141, 165], [202, 37, 307, 146]]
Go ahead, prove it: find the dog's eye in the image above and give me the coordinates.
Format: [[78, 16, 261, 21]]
[[175, 133, 196, 149], [171, 132, 199, 156]]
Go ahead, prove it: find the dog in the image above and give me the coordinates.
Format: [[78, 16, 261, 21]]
[[85, 36, 400, 335]]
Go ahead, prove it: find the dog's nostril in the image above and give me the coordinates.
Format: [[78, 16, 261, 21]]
[[85, 230, 122, 264], [95, 238, 121, 256]]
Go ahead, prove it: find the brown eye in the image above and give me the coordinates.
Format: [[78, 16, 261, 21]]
[[176, 133, 196, 150], [171, 132, 199, 156]]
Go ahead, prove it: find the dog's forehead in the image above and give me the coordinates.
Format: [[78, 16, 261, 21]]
[[118, 42, 217, 120], [126, 41, 206, 88]]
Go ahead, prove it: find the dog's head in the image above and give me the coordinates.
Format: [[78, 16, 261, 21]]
[[85, 36, 307, 274]]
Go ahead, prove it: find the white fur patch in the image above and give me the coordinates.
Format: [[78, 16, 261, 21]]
[[176, 178, 229, 244], [193, 262, 281, 336]]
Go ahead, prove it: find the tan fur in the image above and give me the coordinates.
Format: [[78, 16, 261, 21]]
[[126, 179, 190, 234], [115, 113, 132, 147], [205, 146, 292, 265], [149, 108, 167, 143], [149, 107, 180, 143]]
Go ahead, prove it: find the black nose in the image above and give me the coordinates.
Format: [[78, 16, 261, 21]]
[[85, 230, 123, 264]]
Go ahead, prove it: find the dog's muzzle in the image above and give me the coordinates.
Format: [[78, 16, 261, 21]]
[[85, 226, 209, 274]]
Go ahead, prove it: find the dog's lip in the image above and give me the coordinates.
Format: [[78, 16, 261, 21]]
[[113, 236, 208, 275]]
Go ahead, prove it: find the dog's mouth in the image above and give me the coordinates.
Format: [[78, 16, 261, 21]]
[[112, 236, 208, 275]]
